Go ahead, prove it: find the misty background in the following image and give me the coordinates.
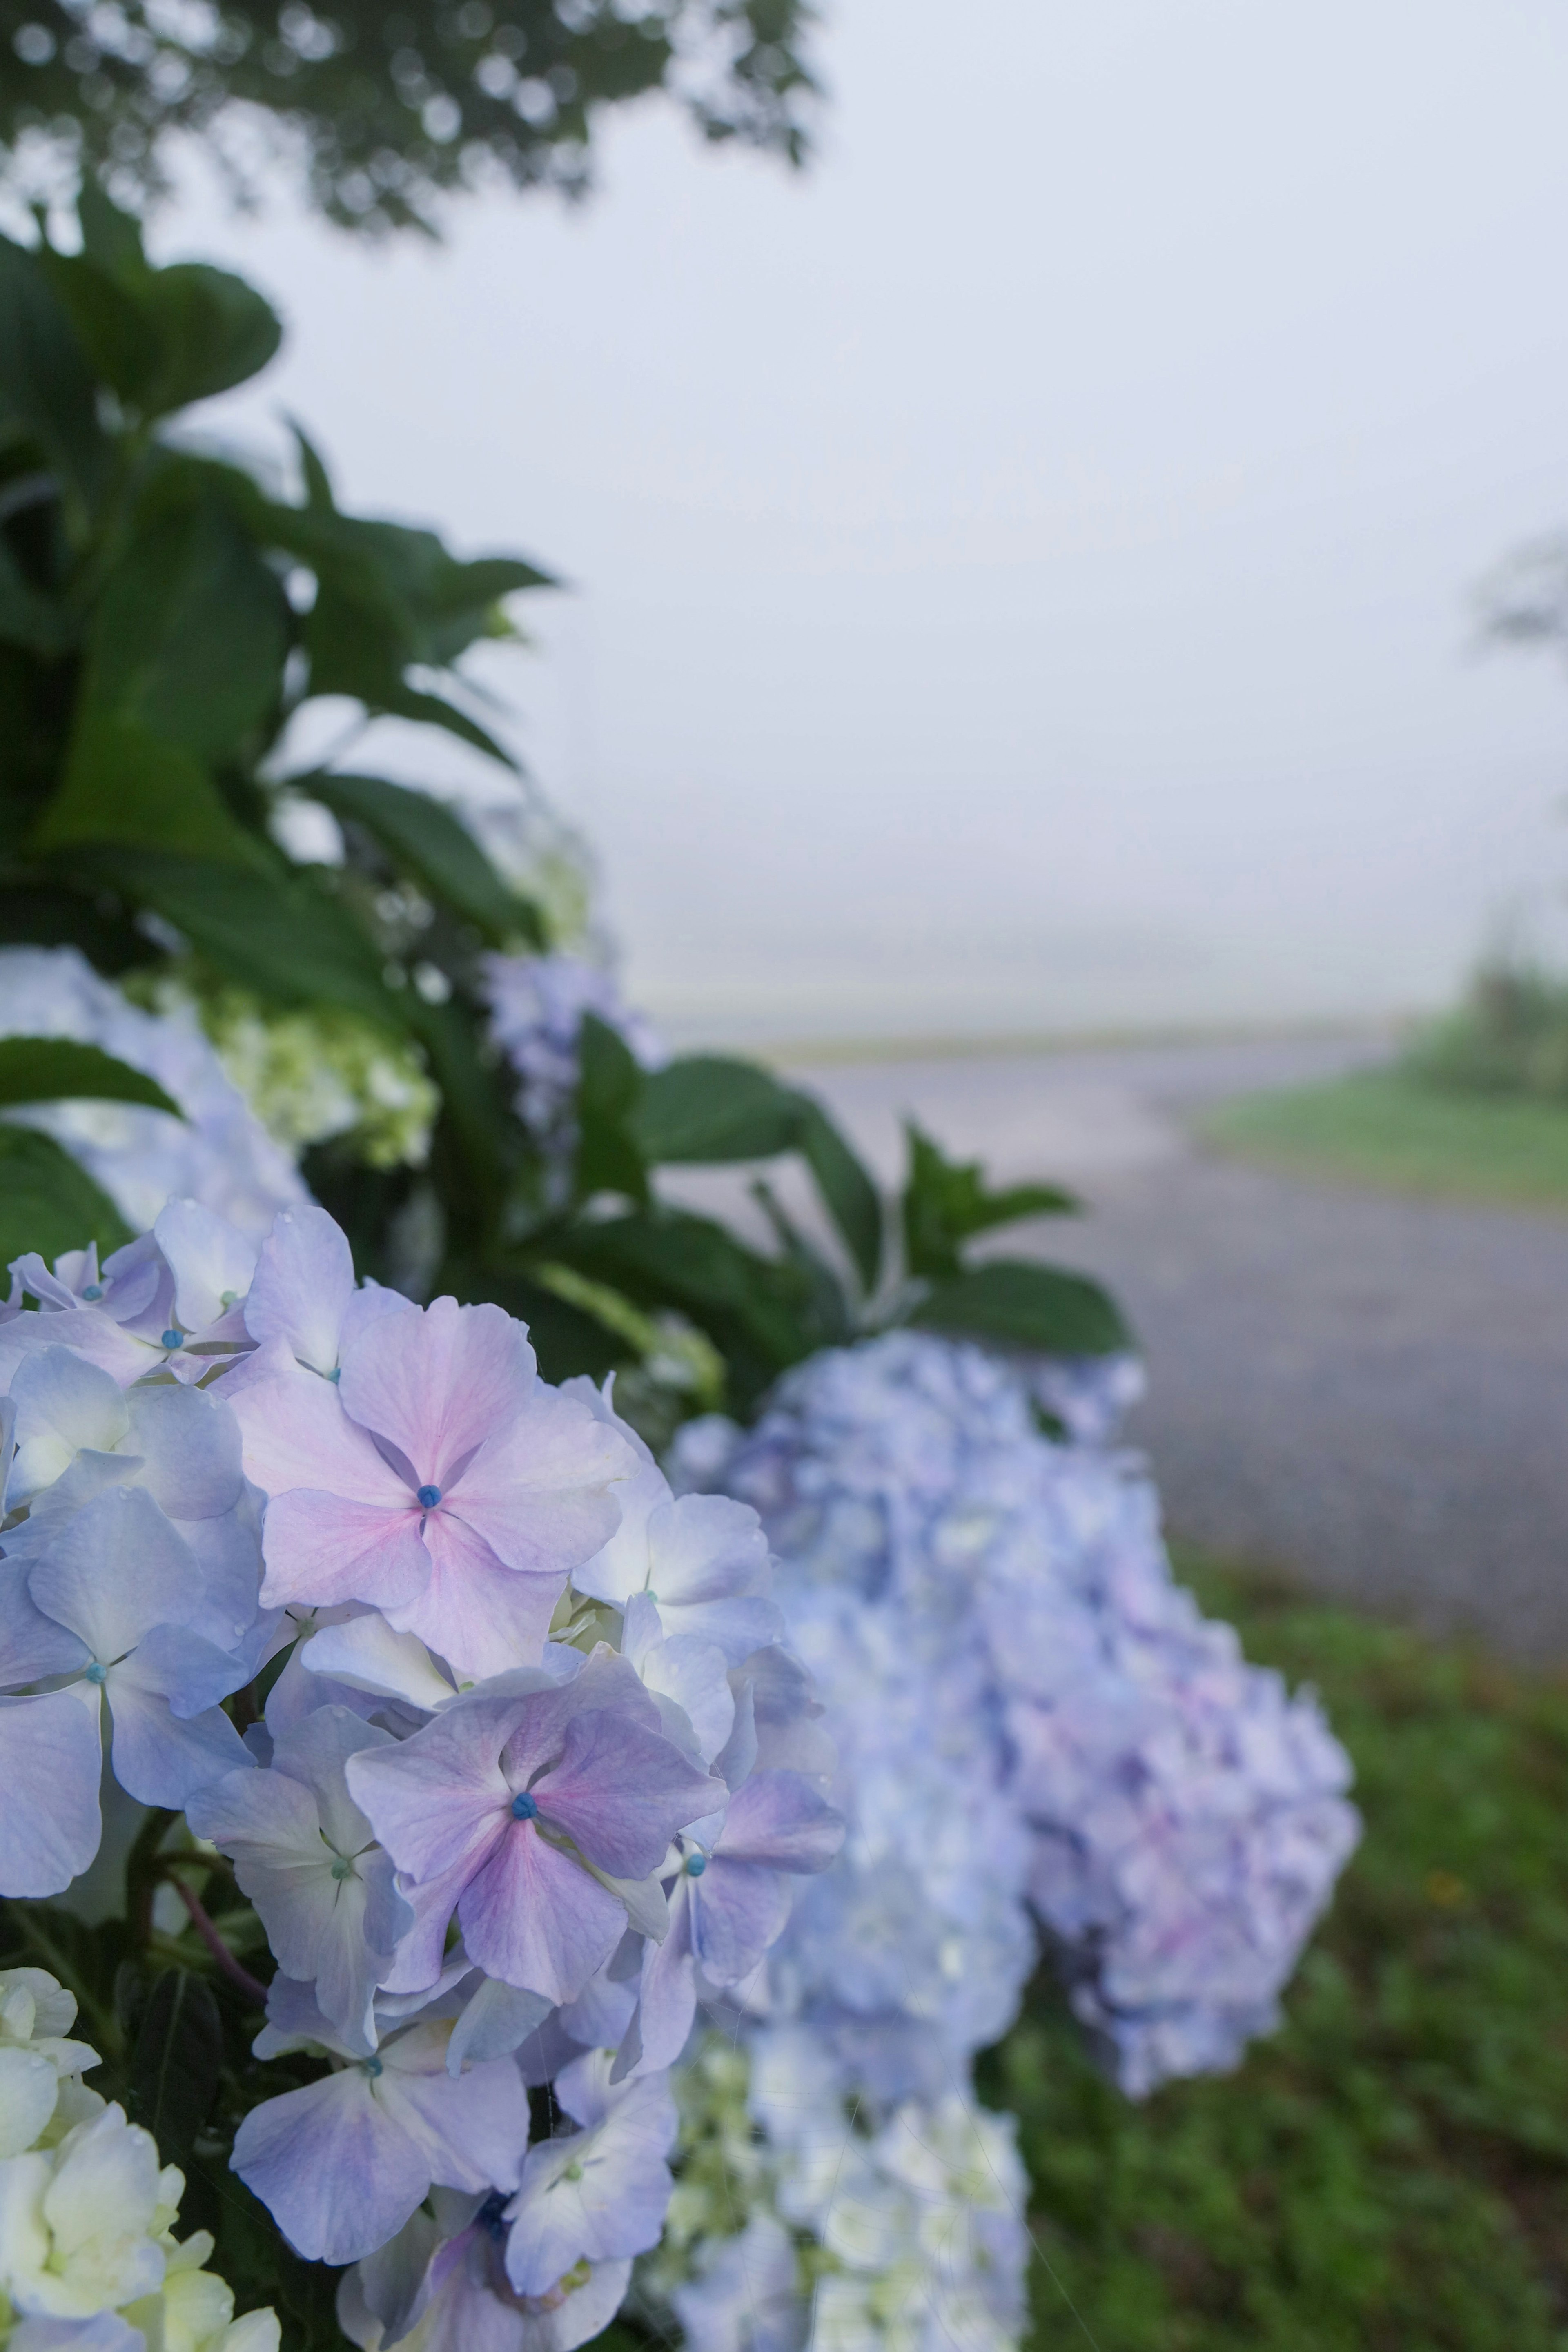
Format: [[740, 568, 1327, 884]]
[[164, 0, 1568, 1047]]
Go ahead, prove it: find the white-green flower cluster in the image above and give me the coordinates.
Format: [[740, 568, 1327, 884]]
[[640, 2033, 1029, 2352], [175, 985, 440, 1172], [0, 1969, 279, 2352]]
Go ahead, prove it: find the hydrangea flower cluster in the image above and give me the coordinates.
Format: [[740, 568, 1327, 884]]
[[0, 1965, 278, 2352], [640, 2031, 1029, 2352], [479, 953, 666, 1163], [166, 985, 440, 1174], [0, 951, 304, 1239], [0, 1200, 843, 2350], [672, 1330, 1361, 2098]]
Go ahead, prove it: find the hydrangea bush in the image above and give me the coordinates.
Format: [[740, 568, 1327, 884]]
[[672, 1331, 1361, 2099], [0, 1199, 851, 2349]]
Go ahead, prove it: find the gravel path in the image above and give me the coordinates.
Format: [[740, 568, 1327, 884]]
[[784, 1036, 1568, 1662]]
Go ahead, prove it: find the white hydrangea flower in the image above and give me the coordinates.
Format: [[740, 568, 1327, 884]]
[[642, 2031, 1028, 2352], [0, 950, 305, 1237], [0, 1972, 278, 2352], [0, 1972, 102, 2161]]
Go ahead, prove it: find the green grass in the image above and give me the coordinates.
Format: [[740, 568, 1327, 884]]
[[980, 1561, 1568, 2351], [1200, 1067, 1568, 1211]]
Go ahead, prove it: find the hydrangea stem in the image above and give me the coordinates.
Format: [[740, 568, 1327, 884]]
[[165, 1873, 268, 2006]]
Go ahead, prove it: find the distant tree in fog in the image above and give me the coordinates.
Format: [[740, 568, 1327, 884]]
[[0, 0, 815, 234]]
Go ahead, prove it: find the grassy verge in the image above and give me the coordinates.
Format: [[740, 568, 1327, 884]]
[[1200, 1067, 1568, 1211], [980, 1560, 1568, 2351]]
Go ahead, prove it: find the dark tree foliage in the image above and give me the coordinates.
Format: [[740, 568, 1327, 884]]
[[0, 0, 815, 232]]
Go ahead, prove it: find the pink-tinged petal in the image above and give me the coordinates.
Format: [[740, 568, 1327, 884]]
[[232, 2071, 430, 2264], [227, 1339, 408, 1508], [338, 1296, 535, 1486], [537, 1712, 720, 1881], [346, 1695, 521, 1884], [714, 1771, 846, 1873], [0, 1687, 102, 1896], [375, 2025, 531, 2192], [388, 1509, 564, 1679], [497, 1650, 660, 1791], [443, 1390, 633, 1579], [459, 1824, 628, 2002], [243, 1206, 357, 1370], [258, 1489, 431, 1612], [340, 1280, 414, 1353], [688, 1859, 790, 1986]]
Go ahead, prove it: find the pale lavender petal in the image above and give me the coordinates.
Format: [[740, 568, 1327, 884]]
[[0, 1687, 102, 1895], [232, 2069, 430, 2264], [503, 2053, 675, 2294], [244, 1206, 357, 1370], [630, 1887, 698, 2074], [714, 1771, 845, 1873], [346, 1695, 519, 1884], [302, 1615, 459, 1712], [460, 1824, 628, 2003], [123, 1383, 243, 1520], [0, 1559, 87, 1688], [536, 1711, 719, 1880], [274, 1704, 391, 1858], [259, 1487, 431, 1613], [374, 2022, 531, 2192], [645, 1495, 769, 1605], [11, 2315, 147, 2351], [555, 1949, 638, 2052], [154, 1198, 258, 1333], [631, 1632, 735, 1766], [174, 1496, 269, 1654], [0, 1306, 152, 1391], [448, 1977, 554, 2074], [338, 1295, 535, 1485], [381, 1849, 484, 1995], [7, 1347, 127, 1502], [689, 1859, 790, 1985], [28, 1486, 201, 1659], [105, 1657, 249, 1805], [133, 1623, 252, 1717]]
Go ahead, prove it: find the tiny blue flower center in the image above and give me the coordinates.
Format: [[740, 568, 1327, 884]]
[[82, 1283, 103, 1301], [330, 1857, 353, 1881], [564, 2159, 585, 2183], [510, 1791, 539, 1822], [84, 1662, 107, 1686], [685, 1852, 708, 1877], [160, 1328, 182, 1349], [478, 2190, 509, 2239], [327, 1366, 341, 1383], [362, 2056, 383, 2078], [416, 1483, 442, 1510]]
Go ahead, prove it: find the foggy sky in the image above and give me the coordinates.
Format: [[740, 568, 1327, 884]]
[[171, 0, 1568, 1044]]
